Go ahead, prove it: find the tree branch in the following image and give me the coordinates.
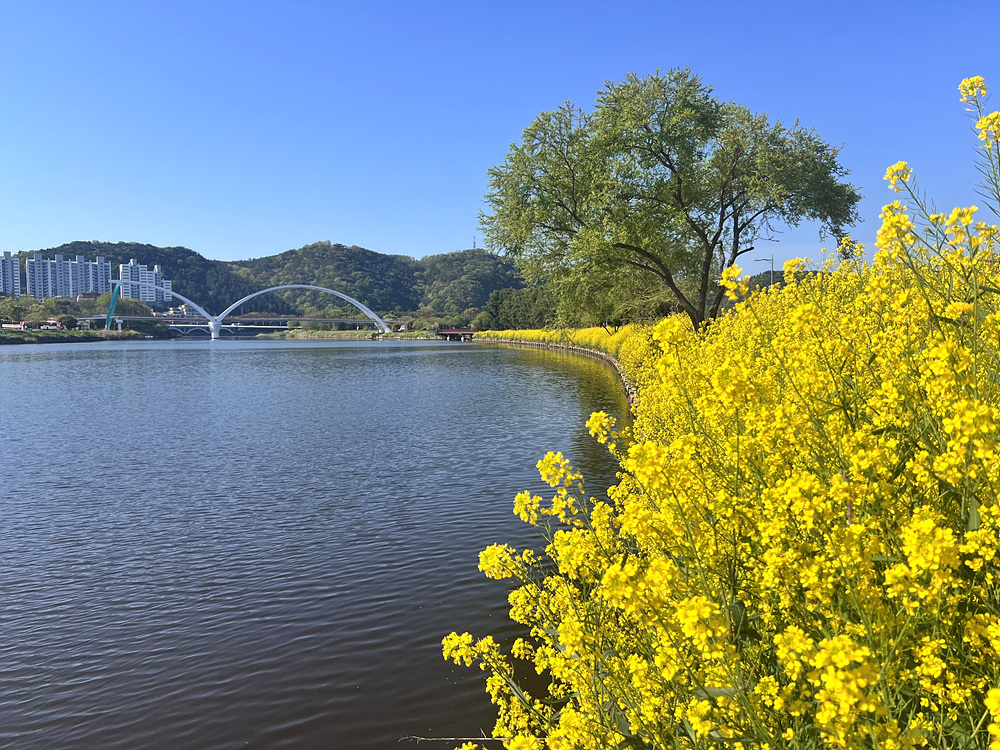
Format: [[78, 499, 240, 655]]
[[615, 243, 700, 324]]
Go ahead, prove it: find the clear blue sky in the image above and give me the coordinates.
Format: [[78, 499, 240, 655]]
[[1, 0, 998, 267]]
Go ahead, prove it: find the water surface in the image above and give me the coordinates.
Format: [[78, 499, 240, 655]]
[[0, 339, 628, 748]]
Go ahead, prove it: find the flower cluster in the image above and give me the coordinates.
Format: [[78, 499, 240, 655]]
[[720, 263, 750, 301], [447, 78, 1000, 750], [885, 160, 913, 192], [960, 75, 1000, 215]]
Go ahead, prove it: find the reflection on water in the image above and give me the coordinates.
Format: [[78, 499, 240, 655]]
[[0, 340, 628, 749]]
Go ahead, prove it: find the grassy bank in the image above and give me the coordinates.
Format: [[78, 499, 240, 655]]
[[0, 329, 147, 345], [261, 329, 382, 340]]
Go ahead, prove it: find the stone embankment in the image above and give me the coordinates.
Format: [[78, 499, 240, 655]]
[[476, 336, 638, 406]]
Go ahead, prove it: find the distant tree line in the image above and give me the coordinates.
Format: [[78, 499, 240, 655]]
[[0, 292, 154, 330]]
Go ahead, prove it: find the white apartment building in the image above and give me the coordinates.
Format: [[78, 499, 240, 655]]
[[24, 254, 52, 299], [72, 255, 113, 296], [0, 251, 20, 297], [118, 259, 172, 307], [24, 253, 113, 299]]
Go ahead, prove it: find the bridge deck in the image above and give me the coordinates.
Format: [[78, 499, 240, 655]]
[[436, 328, 474, 341]]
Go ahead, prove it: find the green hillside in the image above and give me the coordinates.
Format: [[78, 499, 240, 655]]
[[416, 248, 522, 317], [21, 241, 523, 317], [235, 241, 421, 315]]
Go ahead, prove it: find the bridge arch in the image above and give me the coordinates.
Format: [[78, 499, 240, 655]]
[[217, 285, 390, 335], [106, 281, 215, 324], [105, 280, 391, 338]]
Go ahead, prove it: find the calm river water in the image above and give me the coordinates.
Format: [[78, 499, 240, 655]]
[[0, 339, 629, 749]]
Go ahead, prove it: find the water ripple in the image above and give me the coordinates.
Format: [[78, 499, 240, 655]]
[[0, 340, 627, 748]]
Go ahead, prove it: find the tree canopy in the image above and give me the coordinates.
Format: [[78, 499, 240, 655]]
[[481, 68, 862, 328]]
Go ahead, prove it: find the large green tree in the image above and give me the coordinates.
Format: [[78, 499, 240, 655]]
[[482, 68, 862, 328]]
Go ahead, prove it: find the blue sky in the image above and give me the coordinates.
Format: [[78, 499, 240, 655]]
[[1, 0, 998, 267]]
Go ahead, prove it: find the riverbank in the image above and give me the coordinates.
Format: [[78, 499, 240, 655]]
[[259, 330, 381, 340], [260, 330, 441, 341], [474, 326, 663, 407], [0, 329, 149, 345]]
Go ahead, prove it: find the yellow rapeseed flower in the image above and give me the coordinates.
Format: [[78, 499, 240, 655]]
[[960, 75, 987, 101], [884, 160, 913, 192], [720, 263, 749, 301], [977, 111, 1000, 147], [449, 86, 1000, 747]]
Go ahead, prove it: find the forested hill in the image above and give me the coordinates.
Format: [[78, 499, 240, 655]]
[[235, 242, 421, 314], [411, 248, 522, 316], [26, 241, 522, 316]]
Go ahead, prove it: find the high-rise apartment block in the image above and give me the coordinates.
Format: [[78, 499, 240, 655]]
[[24, 253, 113, 299], [0, 251, 20, 297], [118, 259, 172, 307]]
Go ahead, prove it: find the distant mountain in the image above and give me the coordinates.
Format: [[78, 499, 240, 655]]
[[22, 241, 523, 316]]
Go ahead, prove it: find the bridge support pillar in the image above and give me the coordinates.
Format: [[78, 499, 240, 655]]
[[208, 319, 223, 339]]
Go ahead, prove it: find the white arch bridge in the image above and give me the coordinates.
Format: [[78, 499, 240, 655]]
[[107, 282, 391, 339]]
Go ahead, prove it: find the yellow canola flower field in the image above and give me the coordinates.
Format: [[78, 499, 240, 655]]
[[447, 79, 1000, 750]]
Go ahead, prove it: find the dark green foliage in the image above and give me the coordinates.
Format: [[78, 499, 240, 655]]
[[477, 286, 558, 330], [417, 248, 522, 317], [747, 268, 785, 291]]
